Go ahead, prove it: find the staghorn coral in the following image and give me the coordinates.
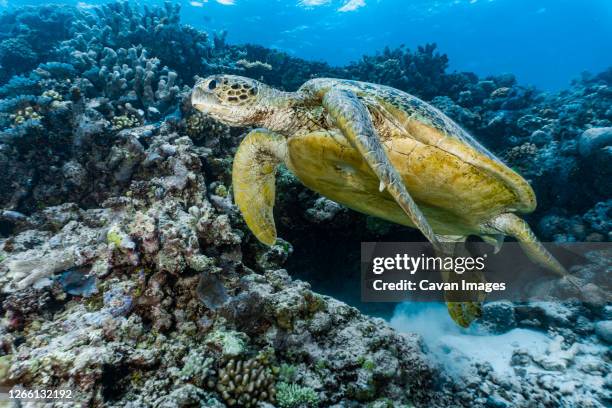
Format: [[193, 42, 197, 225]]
[[276, 382, 319, 408]]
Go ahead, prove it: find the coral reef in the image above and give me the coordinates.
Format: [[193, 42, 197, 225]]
[[342, 43, 453, 99], [0, 121, 448, 406], [0, 5, 75, 82]]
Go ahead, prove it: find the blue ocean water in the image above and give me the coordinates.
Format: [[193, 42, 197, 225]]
[[4, 0, 612, 90]]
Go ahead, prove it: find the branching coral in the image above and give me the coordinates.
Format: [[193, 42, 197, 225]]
[[342, 43, 451, 99], [0, 5, 75, 80], [180, 349, 214, 383], [9, 105, 42, 127], [93, 46, 182, 121], [213, 354, 277, 407], [276, 382, 319, 408], [0, 38, 38, 77], [504, 142, 538, 163], [41, 89, 62, 101], [111, 114, 141, 131], [55, 1, 212, 82]]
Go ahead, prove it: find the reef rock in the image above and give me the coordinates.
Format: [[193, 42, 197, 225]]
[[578, 127, 612, 156]]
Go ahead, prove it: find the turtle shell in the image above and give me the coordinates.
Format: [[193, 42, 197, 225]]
[[290, 79, 536, 234], [304, 78, 536, 214]]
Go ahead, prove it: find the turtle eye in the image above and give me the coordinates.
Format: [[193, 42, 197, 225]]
[[208, 80, 217, 90]]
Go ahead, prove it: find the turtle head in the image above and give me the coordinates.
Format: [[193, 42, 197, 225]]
[[192, 75, 270, 126]]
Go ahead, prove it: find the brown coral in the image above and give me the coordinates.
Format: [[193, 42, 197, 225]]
[[504, 142, 538, 162], [211, 354, 277, 407], [111, 114, 141, 131], [10, 106, 42, 127]]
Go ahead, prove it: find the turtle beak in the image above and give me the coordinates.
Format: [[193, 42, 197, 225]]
[[191, 91, 208, 113], [192, 102, 210, 114], [191, 77, 218, 113]]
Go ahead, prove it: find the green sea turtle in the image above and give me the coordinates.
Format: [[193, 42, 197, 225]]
[[191, 75, 573, 327]]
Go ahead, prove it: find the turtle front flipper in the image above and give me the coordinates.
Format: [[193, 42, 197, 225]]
[[232, 129, 288, 246], [322, 88, 444, 253]]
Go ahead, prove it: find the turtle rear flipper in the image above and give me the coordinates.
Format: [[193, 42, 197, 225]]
[[488, 213, 581, 290], [489, 213, 567, 276], [437, 237, 485, 328], [321, 88, 446, 253], [232, 129, 288, 246]]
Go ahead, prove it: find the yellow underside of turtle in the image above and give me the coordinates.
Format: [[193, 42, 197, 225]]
[[286, 124, 534, 238]]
